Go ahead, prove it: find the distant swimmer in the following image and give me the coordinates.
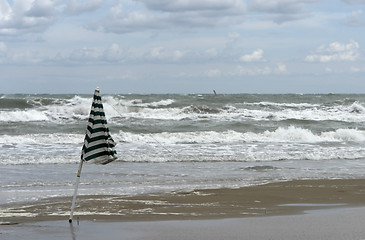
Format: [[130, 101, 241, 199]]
[[213, 90, 217, 95]]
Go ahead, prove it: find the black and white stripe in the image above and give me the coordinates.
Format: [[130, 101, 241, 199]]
[[81, 88, 117, 165]]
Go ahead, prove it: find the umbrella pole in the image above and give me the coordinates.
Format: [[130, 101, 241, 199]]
[[69, 159, 84, 223]]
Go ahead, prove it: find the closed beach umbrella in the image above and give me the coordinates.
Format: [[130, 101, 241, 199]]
[[69, 87, 117, 223], [81, 87, 117, 164]]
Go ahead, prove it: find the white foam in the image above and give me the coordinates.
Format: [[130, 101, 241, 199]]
[[0, 134, 83, 145], [348, 101, 365, 113], [1, 126, 365, 165], [116, 127, 365, 144], [321, 128, 365, 141], [0, 109, 49, 122], [122, 98, 175, 108], [245, 101, 320, 108]]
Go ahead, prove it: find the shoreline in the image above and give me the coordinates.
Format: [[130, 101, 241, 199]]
[[3, 207, 365, 240], [1, 178, 365, 224]]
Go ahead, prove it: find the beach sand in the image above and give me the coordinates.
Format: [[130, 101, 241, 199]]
[[1, 179, 365, 239], [2, 207, 365, 240]]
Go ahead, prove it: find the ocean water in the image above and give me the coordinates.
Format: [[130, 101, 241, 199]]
[[1, 93, 365, 205]]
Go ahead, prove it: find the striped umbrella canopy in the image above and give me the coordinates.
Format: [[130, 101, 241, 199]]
[[81, 88, 117, 165]]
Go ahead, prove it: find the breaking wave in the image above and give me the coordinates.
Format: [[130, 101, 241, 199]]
[[1, 126, 365, 165], [118, 126, 365, 144], [1, 127, 364, 147], [1, 95, 365, 123]]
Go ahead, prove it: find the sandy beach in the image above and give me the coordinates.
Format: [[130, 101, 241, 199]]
[[1, 178, 365, 223], [1, 178, 365, 239]]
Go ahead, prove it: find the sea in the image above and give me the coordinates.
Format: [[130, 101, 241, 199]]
[[1, 93, 365, 206]]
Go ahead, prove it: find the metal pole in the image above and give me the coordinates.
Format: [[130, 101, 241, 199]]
[[69, 159, 84, 223]]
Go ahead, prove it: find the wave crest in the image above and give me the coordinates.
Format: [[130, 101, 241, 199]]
[[117, 127, 365, 144]]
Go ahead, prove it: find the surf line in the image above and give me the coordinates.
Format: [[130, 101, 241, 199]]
[[107, 102, 181, 160]]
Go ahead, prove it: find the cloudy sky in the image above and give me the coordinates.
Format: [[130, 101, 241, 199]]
[[1, 0, 365, 94]]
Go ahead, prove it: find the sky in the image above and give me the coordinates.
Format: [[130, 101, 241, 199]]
[[1, 0, 365, 94]]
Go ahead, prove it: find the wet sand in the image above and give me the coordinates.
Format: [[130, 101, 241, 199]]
[[2, 207, 365, 240], [1, 178, 365, 223]]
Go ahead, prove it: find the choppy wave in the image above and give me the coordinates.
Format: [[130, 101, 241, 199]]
[[0, 96, 91, 122], [1, 94, 365, 166], [1, 95, 365, 123], [1, 126, 365, 165]]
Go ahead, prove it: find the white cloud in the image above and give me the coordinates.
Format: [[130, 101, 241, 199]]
[[235, 65, 271, 75], [69, 47, 99, 62], [0, 0, 11, 21], [148, 46, 186, 62], [1, 42, 192, 66], [102, 43, 123, 62], [233, 63, 287, 76], [240, 49, 264, 62], [172, 50, 184, 61], [10, 49, 45, 64], [228, 32, 240, 39], [150, 47, 164, 59], [323, 66, 363, 74], [205, 68, 221, 77], [205, 48, 218, 58], [275, 63, 287, 73], [305, 41, 360, 62], [350, 66, 361, 72]]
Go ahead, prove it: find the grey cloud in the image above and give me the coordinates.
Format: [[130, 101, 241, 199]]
[[0, 0, 106, 36], [92, 4, 169, 33], [0, 42, 7, 59], [90, 0, 246, 34], [249, 0, 321, 23], [135, 0, 246, 13], [344, 10, 365, 26], [26, 0, 55, 17], [342, 0, 365, 4], [4, 42, 218, 66], [101, 44, 125, 62], [64, 0, 105, 15], [68, 47, 100, 63], [0, 0, 56, 35]]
